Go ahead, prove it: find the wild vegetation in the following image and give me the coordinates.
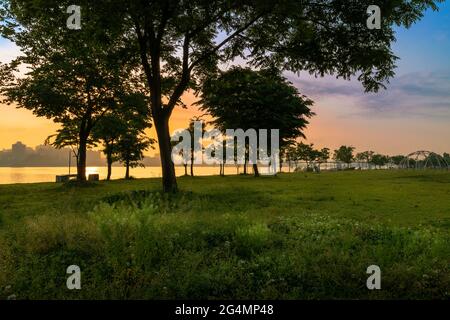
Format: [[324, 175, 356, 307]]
[[0, 170, 449, 299]]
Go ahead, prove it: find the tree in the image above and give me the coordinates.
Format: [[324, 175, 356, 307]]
[[1, 0, 143, 181], [371, 154, 390, 169], [295, 142, 316, 171], [116, 130, 153, 180], [187, 117, 206, 177], [285, 145, 298, 172], [172, 139, 189, 176], [356, 151, 375, 169], [115, 97, 154, 180], [199, 67, 314, 177], [355, 152, 366, 169], [333, 146, 355, 168], [390, 155, 406, 166], [2, 0, 441, 190], [316, 148, 330, 171], [93, 115, 125, 181], [93, 93, 150, 180], [45, 119, 96, 172], [443, 153, 450, 165]]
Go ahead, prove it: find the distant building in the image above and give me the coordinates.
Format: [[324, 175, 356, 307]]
[[12, 141, 29, 154], [0, 141, 162, 167], [0, 141, 106, 167]]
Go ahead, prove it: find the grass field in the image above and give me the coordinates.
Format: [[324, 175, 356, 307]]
[[0, 170, 449, 299]]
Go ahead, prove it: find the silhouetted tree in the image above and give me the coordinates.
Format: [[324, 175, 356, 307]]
[[295, 142, 316, 171], [1, 1, 144, 181], [116, 130, 154, 180], [356, 151, 375, 169], [93, 93, 150, 180], [371, 154, 390, 169], [187, 117, 206, 177], [199, 67, 314, 177], [316, 148, 330, 171], [2, 0, 441, 190], [443, 153, 450, 165], [334, 146, 355, 169]]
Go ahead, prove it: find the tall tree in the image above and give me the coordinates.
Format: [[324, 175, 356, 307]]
[[1, 0, 143, 181], [186, 117, 206, 177], [295, 142, 316, 171], [199, 67, 314, 177], [391, 155, 407, 166], [116, 129, 153, 179], [93, 93, 150, 180], [45, 119, 96, 172], [333, 146, 355, 168], [316, 147, 330, 171], [2, 0, 442, 190], [443, 153, 450, 166], [92, 115, 125, 181], [356, 151, 375, 169], [371, 154, 390, 169]]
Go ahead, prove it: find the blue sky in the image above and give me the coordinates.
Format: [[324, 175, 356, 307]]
[[393, 1, 450, 73]]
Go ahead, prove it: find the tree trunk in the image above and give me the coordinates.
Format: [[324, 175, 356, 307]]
[[184, 164, 188, 176], [106, 149, 113, 181], [125, 160, 130, 179], [253, 164, 260, 177], [244, 158, 248, 175], [154, 115, 178, 192], [77, 133, 87, 182], [190, 150, 194, 177]]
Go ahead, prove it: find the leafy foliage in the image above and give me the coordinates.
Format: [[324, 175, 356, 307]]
[[199, 67, 314, 148], [333, 145, 355, 166]]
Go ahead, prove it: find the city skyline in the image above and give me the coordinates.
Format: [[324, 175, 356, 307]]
[[0, 141, 161, 167]]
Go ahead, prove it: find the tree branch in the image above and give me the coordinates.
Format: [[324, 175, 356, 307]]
[[165, 33, 191, 115], [188, 11, 267, 72]]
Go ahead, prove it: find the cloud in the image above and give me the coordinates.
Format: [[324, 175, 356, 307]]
[[286, 70, 450, 119]]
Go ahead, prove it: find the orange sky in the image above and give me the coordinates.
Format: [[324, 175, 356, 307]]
[[2, 87, 449, 157], [0, 93, 204, 157]]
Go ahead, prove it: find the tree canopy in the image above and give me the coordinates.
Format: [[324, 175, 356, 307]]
[[334, 145, 355, 167], [0, 0, 147, 181], [199, 67, 314, 146], [1, 0, 443, 190]]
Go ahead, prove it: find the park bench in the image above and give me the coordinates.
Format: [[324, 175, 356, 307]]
[[55, 174, 100, 183], [55, 174, 77, 183]]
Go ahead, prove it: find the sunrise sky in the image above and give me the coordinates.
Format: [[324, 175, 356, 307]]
[[1, 2, 449, 156]]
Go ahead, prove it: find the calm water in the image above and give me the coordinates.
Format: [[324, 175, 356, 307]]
[[0, 163, 345, 184], [0, 166, 249, 184]]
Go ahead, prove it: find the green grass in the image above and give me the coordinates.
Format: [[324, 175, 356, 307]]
[[0, 170, 449, 299]]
